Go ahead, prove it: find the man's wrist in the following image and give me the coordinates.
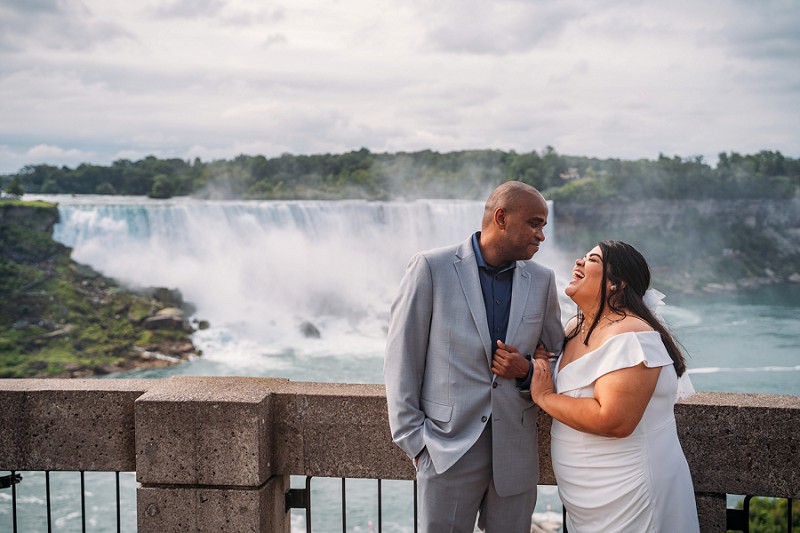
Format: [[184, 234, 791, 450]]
[[515, 357, 534, 388], [522, 355, 533, 379]]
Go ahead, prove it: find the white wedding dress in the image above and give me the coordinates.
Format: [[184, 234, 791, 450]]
[[551, 331, 700, 533]]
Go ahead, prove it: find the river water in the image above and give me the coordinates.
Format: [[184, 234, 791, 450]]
[[3, 195, 798, 532]]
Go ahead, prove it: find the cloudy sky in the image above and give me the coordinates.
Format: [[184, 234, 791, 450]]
[[1, 0, 798, 174]]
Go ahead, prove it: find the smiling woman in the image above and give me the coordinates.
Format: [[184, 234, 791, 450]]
[[532, 240, 700, 533]]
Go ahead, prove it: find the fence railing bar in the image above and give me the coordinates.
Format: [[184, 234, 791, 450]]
[[46, 471, 52, 533], [116, 471, 121, 533], [377, 479, 382, 533], [305, 475, 313, 533], [341, 478, 347, 532], [11, 470, 18, 533], [80, 471, 86, 533], [413, 478, 418, 533]]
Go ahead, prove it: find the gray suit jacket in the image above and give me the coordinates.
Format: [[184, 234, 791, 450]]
[[384, 236, 563, 497]]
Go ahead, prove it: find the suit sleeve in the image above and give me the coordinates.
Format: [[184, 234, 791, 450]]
[[515, 267, 564, 390], [541, 268, 564, 355], [383, 253, 433, 460]]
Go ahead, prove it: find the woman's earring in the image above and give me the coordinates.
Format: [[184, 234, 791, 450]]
[[611, 285, 617, 291]]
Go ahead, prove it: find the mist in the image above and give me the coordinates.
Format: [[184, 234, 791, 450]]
[[54, 197, 547, 361]]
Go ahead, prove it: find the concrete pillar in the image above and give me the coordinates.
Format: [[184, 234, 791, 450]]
[[134, 377, 290, 532], [695, 492, 727, 533]]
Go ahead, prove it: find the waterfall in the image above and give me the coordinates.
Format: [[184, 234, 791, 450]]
[[35, 195, 570, 374]]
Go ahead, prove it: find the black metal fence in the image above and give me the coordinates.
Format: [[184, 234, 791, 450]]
[[3, 470, 796, 532], [0, 470, 137, 532], [727, 495, 796, 533], [287, 477, 419, 533]]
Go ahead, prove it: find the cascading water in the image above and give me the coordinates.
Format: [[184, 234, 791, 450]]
[[46, 195, 573, 381], [32, 194, 800, 395]]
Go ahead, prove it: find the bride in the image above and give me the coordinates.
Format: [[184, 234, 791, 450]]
[[530, 240, 699, 532]]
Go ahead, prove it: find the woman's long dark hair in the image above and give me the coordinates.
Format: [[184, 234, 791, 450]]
[[566, 240, 687, 376]]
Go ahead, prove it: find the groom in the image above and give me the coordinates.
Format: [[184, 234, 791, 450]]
[[384, 181, 564, 532]]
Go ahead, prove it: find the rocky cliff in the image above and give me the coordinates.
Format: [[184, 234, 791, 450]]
[[0, 200, 203, 378], [553, 199, 800, 293]]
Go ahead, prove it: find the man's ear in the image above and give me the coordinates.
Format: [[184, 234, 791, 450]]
[[494, 208, 506, 228]]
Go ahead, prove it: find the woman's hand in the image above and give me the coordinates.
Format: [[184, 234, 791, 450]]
[[531, 357, 555, 406]]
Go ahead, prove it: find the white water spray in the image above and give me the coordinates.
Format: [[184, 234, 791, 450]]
[[46, 196, 575, 370]]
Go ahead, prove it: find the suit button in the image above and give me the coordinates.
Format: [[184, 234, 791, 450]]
[[481, 416, 487, 423], [492, 382, 498, 388]]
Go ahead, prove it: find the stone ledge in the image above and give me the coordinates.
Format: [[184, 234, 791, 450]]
[[135, 377, 284, 486], [676, 392, 800, 497], [1, 379, 797, 501], [0, 379, 152, 471]]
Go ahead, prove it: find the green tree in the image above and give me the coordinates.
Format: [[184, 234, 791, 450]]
[[731, 497, 800, 533], [6, 176, 24, 197], [149, 174, 178, 199], [96, 182, 118, 195]]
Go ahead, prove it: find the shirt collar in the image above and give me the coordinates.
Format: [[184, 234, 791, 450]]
[[472, 232, 515, 272]]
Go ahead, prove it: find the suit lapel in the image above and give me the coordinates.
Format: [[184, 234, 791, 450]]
[[454, 240, 493, 364], [505, 261, 531, 346]]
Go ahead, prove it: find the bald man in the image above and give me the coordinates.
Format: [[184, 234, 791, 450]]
[[385, 181, 564, 532]]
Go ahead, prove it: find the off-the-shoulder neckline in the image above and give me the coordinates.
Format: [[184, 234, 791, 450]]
[[558, 330, 660, 373]]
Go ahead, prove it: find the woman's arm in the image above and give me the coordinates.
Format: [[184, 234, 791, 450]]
[[531, 358, 661, 438]]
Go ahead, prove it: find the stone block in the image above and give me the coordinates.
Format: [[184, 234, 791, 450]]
[[275, 381, 412, 479], [537, 412, 555, 485], [0, 379, 150, 471], [695, 492, 726, 533], [135, 377, 283, 486], [270, 389, 304, 475], [137, 475, 289, 533], [676, 392, 800, 497]]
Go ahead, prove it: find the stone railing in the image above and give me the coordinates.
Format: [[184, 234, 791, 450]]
[[1, 377, 798, 532]]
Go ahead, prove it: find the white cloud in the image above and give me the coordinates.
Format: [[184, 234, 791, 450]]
[[0, 144, 98, 172], [417, 0, 581, 55], [0, 0, 798, 174]]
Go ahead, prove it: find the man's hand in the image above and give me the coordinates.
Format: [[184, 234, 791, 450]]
[[492, 340, 530, 379], [533, 341, 555, 362]]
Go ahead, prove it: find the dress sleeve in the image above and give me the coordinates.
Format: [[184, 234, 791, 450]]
[[556, 331, 673, 394]]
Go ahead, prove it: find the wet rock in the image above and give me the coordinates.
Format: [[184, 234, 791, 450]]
[[144, 315, 186, 331], [300, 321, 321, 338], [156, 307, 184, 318]]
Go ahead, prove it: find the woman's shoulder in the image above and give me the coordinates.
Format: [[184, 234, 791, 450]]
[[556, 329, 670, 393], [609, 314, 654, 335]]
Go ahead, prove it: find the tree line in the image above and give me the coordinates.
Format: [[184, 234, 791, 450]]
[[4, 147, 798, 201]]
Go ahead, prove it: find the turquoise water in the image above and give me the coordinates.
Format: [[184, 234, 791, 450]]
[[665, 284, 800, 396]]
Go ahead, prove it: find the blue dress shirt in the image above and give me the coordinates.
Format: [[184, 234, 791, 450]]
[[471, 232, 533, 388]]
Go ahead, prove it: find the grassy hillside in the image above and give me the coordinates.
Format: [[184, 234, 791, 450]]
[[0, 200, 201, 378]]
